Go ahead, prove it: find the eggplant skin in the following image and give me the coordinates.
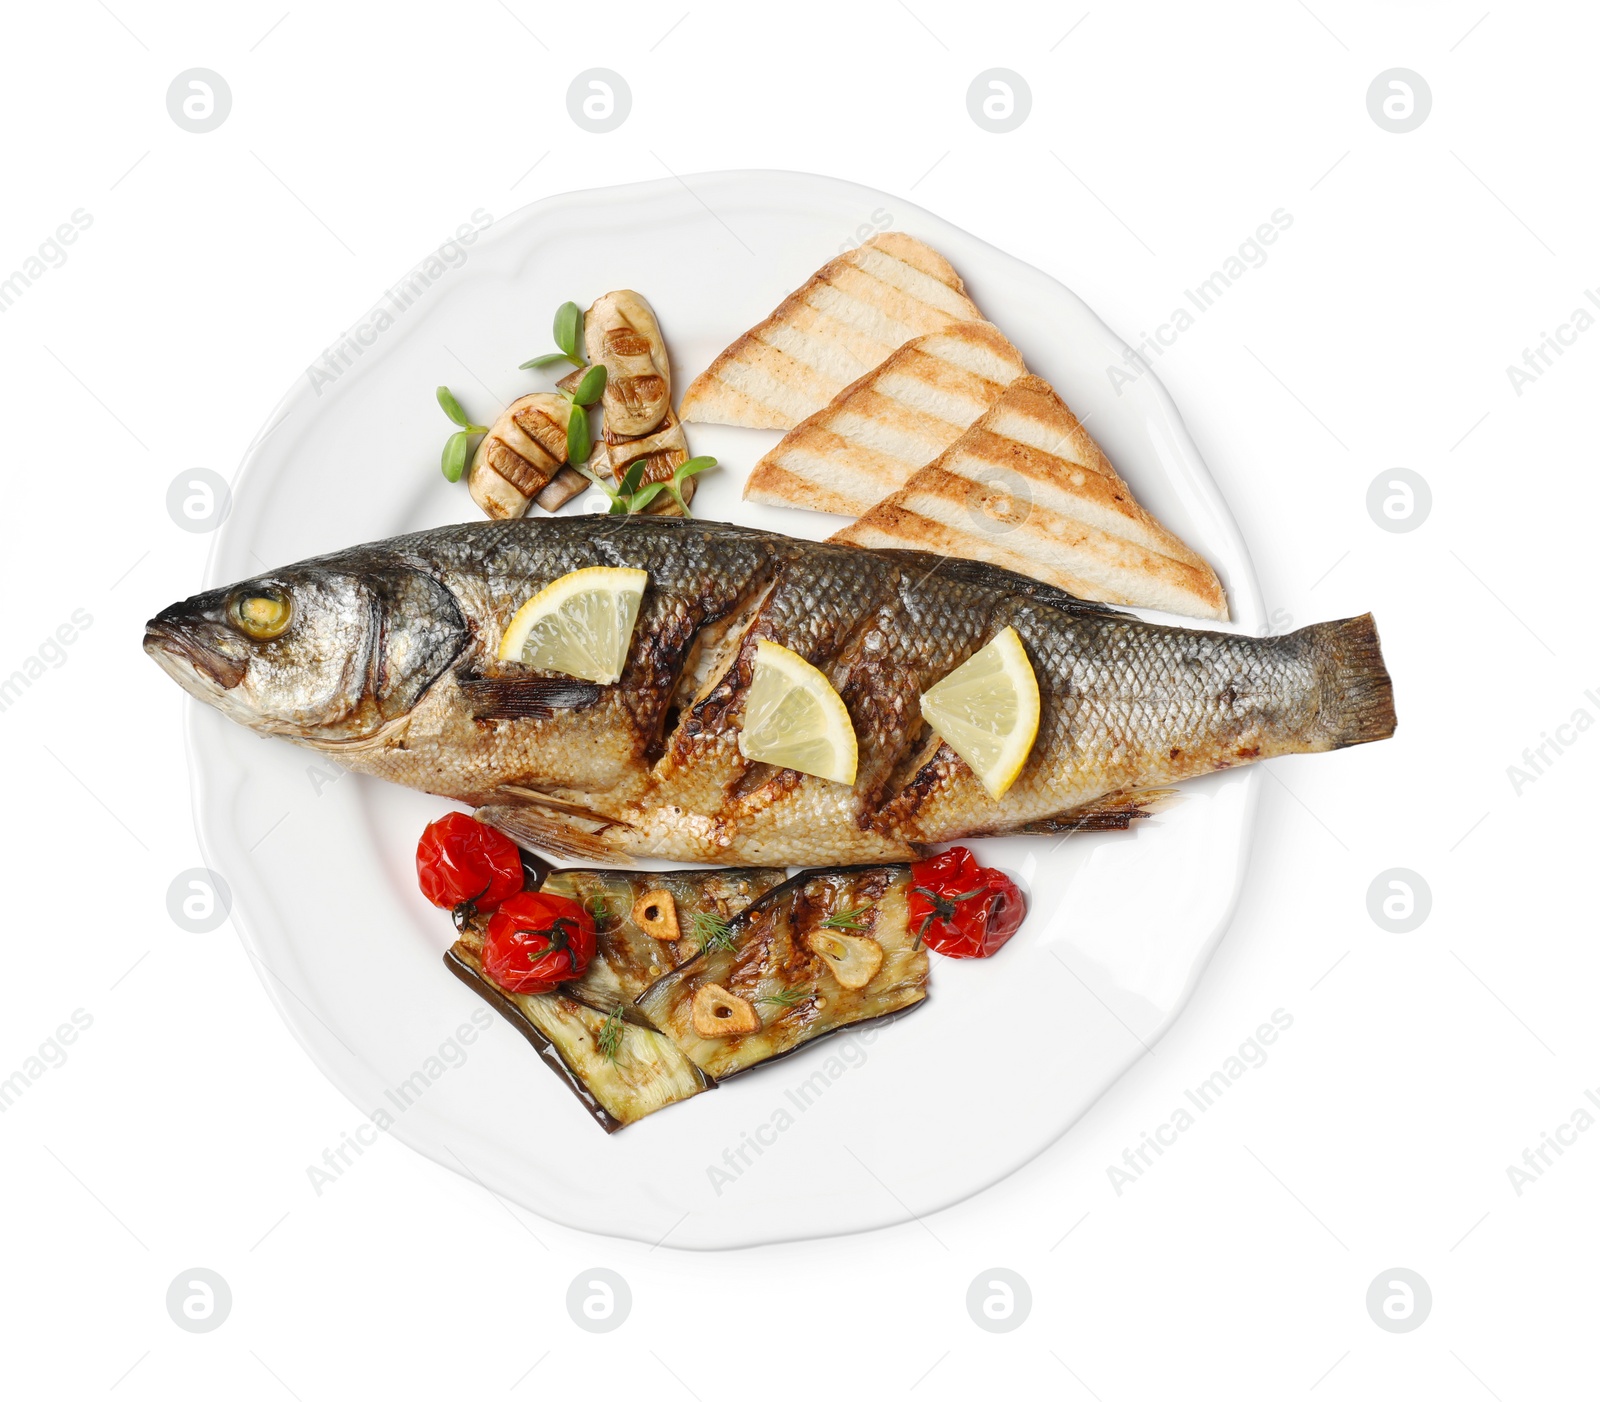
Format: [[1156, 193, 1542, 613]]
[[446, 863, 929, 1129], [446, 945, 712, 1133], [636, 864, 929, 1080], [445, 948, 623, 1133], [443, 864, 786, 1133]]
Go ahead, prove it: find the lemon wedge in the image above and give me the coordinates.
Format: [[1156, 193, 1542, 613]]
[[496, 566, 648, 683], [919, 626, 1040, 800], [738, 640, 858, 785]]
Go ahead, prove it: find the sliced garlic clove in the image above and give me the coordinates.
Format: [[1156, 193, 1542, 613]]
[[632, 889, 681, 942], [804, 930, 884, 990], [691, 982, 758, 1038]]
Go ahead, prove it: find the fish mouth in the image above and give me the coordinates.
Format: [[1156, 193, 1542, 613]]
[[143, 620, 248, 691]]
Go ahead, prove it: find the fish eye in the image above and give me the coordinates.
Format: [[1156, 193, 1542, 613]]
[[230, 588, 293, 641]]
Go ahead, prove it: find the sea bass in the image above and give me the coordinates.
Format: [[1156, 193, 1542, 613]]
[[144, 517, 1395, 865]]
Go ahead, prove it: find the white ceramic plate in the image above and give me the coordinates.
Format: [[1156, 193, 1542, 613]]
[[188, 171, 1262, 1248]]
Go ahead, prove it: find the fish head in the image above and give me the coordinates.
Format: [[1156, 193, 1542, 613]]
[[144, 556, 466, 743]]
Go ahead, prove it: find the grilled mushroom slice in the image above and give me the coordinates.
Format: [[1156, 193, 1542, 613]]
[[558, 297, 696, 516], [572, 406, 696, 515], [534, 465, 591, 512], [468, 393, 572, 519], [585, 290, 671, 436]]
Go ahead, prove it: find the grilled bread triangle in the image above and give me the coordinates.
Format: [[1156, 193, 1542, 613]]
[[831, 375, 1229, 621], [742, 321, 1028, 517], [680, 233, 985, 430]]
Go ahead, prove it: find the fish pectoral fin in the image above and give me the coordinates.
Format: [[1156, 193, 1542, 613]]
[[494, 785, 615, 819], [457, 674, 603, 720], [476, 803, 634, 865], [1011, 788, 1178, 835]]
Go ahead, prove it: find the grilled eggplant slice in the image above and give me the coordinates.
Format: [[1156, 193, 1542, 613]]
[[543, 866, 787, 1007], [446, 937, 708, 1132], [445, 865, 786, 1131], [636, 866, 929, 1080]]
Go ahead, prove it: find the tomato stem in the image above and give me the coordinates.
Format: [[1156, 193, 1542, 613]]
[[512, 916, 577, 969], [450, 876, 500, 931]]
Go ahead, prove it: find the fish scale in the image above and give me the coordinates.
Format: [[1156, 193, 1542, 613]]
[[145, 516, 1396, 866]]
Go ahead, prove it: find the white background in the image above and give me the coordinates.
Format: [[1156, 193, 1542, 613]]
[[2, 1, 1595, 1397]]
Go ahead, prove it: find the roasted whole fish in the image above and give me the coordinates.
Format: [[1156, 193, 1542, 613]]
[[145, 517, 1396, 865]]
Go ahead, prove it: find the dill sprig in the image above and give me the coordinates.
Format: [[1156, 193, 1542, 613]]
[[820, 905, 871, 932], [690, 909, 738, 953], [596, 1005, 627, 1062], [755, 986, 811, 1010]]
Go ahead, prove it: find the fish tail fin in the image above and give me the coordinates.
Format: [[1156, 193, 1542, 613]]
[[1305, 613, 1397, 748]]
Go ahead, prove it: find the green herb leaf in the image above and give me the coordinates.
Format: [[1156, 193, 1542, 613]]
[[821, 905, 871, 932], [553, 301, 583, 360], [519, 352, 572, 370], [628, 482, 667, 512], [441, 430, 470, 483], [664, 483, 691, 518], [436, 385, 473, 428], [566, 403, 591, 465], [690, 909, 737, 954], [660, 456, 716, 519], [597, 1005, 626, 1062], [615, 459, 646, 498], [571, 363, 607, 407], [755, 986, 811, 1009]]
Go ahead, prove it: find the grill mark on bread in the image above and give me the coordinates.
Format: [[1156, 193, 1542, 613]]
[[682, 233, 986, 430]]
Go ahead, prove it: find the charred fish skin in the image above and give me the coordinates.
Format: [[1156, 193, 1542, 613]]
[[146, 517, 1396, 864], [876, 600, 1395, 845]]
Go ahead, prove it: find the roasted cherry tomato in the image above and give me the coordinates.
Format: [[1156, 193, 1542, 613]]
[[482, 890, 597, 994], [416, 813, 526, 924], [908, 846, 1026, 958]]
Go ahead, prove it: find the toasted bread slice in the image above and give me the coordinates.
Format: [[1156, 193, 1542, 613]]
[[832, 376, 1229, 621], [681, 233, 984, 430], [743, 321, 1028, 517]]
